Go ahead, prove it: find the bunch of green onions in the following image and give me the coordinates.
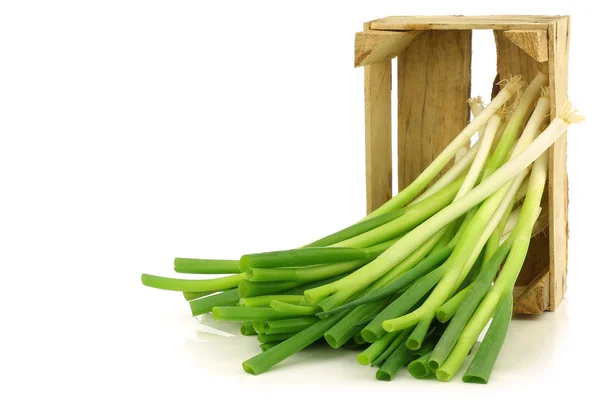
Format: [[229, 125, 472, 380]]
[[142, 72, 583, 383]]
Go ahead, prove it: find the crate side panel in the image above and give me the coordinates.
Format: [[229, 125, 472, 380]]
[[396, 30, 472, 192]]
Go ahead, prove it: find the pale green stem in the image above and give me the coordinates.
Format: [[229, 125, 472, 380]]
[[483, 94, 550, 264]]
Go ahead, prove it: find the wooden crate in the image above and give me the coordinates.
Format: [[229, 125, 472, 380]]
[[357, 15, 570, 314]]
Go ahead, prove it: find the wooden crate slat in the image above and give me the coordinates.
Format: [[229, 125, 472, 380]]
[[370, 15, 558, 31], [547, 16, 570, 311], [354, 30, 421, 67], [396, 30, 472, 191], [364, 61, 392, 213]]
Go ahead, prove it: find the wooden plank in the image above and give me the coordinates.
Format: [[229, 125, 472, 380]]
[[355, 30, 421, 67], [396, 31, 471, 191], [547, 16, 570, 311], [370, 16, 558, 31], [364, 61, 392, 213], [504, 30, 549, 62]]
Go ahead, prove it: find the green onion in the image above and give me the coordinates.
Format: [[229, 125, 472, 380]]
[[375, 339, 414, 381], [356, 331, 401, 366], [257, 332, 296, 343], [247, 259, 368, 283], [173, 258, 240, 274], [324, 300, 390, 349], [242, 312, 347, 375], [270, 301, 316, 316], [376, 335, 436, 381], [212, 306, 307, 322], [240, 295, 304, 307], [189, 289, 240, 316], [413, 146, 477, 204], [462, 293, 513, 384], [238, 280, 301, 298], [241, 322, 257, 336], [239, 247, 372, 271], [260, 342, 280, 352], [265, 317, 318, 335], [371, 330, 411, 367], [436, 284, 472, 323], [405, 314, 434, 350], [408, 351, 435, 379], [141, 272, 245, 292], [183, 291, 216, 301], [362, 268, 444, 343], [252, 322, 267, 334]]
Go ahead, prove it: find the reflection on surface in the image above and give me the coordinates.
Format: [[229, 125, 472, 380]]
[[194, 314, 238, 340], [181, 300, 570, 382]]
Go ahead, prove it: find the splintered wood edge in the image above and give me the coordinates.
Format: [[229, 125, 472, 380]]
[[514, 269, 550, 314], [504, 30, 549, 62], [355, 30, 421, 67]]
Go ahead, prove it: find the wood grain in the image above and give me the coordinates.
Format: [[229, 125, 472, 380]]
[[547, 16, 570, 311], [494, 30, 543, 86], [370, 15, 561, 31], [355, 30, 421, 67], [396, 30, 472, 191], [513, 269, 550, 314], [364, 61, 392, 213], [504, 30, 549, 62]]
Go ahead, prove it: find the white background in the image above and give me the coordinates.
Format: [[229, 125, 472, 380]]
[[0, 1, 597, 399]]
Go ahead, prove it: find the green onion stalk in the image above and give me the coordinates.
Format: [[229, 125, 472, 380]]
[[482, 86, 551, 264], [462, 293, 513, 384], [265, 317, 318, 335], [435, 149, 551, 381], [173, 258, 240, 274], [380, 87, 553, 334]]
